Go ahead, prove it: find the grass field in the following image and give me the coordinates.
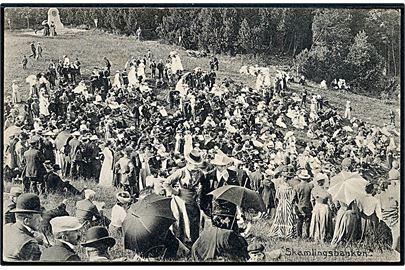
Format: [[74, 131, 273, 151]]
[[3, 29, 401, 262]]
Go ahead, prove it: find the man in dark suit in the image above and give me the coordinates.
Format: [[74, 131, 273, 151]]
[[233, 161, 251, 189], [40, 216, 82, 262], [3, 193, 43, 261], [293, 170, 314, 239], [191, 218, 248, 261], [202, 152, 239, 217], [23, 137, 46, 194]]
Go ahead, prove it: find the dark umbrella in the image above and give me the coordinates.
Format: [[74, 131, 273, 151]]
[[209, 185, 265, 212], [54, 130, 71, 150], [122, 194, 176, 254]]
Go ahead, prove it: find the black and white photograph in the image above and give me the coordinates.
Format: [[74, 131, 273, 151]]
[[1, 3, 403, 264]]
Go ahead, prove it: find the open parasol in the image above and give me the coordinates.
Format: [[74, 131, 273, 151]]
[[327, 171, 368, 205], [208, 185, 265, 212], [122, 194, 176, 254], [4, 126, 22, 144], [54, 130, 71, 150], [26, 75, 38, 86]]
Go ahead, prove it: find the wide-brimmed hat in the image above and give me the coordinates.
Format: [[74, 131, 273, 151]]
[[185, 149, 203, 166], [116, 191, 131, 204], [72, 131, 81, 136], [11, 193, 41, 213], [81, 226, 116, 248], [9, 186, 23, 197], [297, 170, 311, 180], [50, 216, 83, 234], [211, 153, 233, 166]]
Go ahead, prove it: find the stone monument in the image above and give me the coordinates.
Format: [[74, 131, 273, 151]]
[[47, 8, 64, 32]]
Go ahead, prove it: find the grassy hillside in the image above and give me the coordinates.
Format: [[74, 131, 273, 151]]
[[3, 29, 401, 262], [3, 29, 400, 129]]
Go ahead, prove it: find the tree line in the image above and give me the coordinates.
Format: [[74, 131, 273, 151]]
[[4, 7, 401, 96]]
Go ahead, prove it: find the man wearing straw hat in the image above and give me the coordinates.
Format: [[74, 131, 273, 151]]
[[206, 151, 239, 191], [40, 216, 83, 262], [3, 193, 44, 261], [164, 149, 206, 244], [294, 170, 314, 239]]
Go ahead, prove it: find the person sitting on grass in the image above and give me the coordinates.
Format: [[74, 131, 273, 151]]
[[82, 226, 116, 262], [40, 216, 83, 262]]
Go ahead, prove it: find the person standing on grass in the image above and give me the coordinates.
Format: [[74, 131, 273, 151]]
[[157, 59, 164, 79], [29, 41, 36, 59], [35, 42, 43, 60], [23, 137, 46, 194], [104, 57, 111, 74], [22, 55, 28, 69], [268, 166, 297, 239], [344, 100, 352, 120], [136, 27, 142, 41], [294, 170, 314, 239], [309, 174, 333, 243]]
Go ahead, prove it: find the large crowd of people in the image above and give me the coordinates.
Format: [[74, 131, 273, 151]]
[[3, 41, 401, 262]]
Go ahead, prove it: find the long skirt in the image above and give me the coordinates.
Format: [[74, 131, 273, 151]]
[[309, 203, 331, 242], [268, 198, 295, 239], [331, 209, 359, 245]]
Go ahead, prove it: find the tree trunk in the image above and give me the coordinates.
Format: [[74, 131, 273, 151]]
[[26, 17, 30, 29]]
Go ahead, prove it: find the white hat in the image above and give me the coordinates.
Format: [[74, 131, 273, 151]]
[[90, 135, 98, 141], [211, 153, 233, 166], [84, 189, 96, 199], [9, 186, 23, 196], [72, 131, 80, 136], [185, 149, 203, 166], [50, 216, 83, 234], [116, 191, 131, 204]]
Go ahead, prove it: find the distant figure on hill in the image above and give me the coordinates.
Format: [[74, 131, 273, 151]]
[[136, 27, 142, 41], [36, 42, 43, 60], [29, 41, 36, 59], [22, 55, 28, 69]]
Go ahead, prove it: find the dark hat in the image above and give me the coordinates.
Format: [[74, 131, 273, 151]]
[[247, 243, 265, 253], [81, 226, 116, 248], [11, 193, 41, 213], [53, 164, 61, 171]]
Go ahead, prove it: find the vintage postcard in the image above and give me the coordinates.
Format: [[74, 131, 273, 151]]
[[1, 3, 403, 265]]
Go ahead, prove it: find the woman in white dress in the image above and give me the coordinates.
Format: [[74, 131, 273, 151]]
[[109, 191, 131, 241], [12, 81, 21, 104], [137, 62, 146, 80], [99, 141, 114, 187], [183, 130, 193, 156], [128, 66, 137, 87], [38, 89, 50, 116], [112, 71, 122, 89]]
